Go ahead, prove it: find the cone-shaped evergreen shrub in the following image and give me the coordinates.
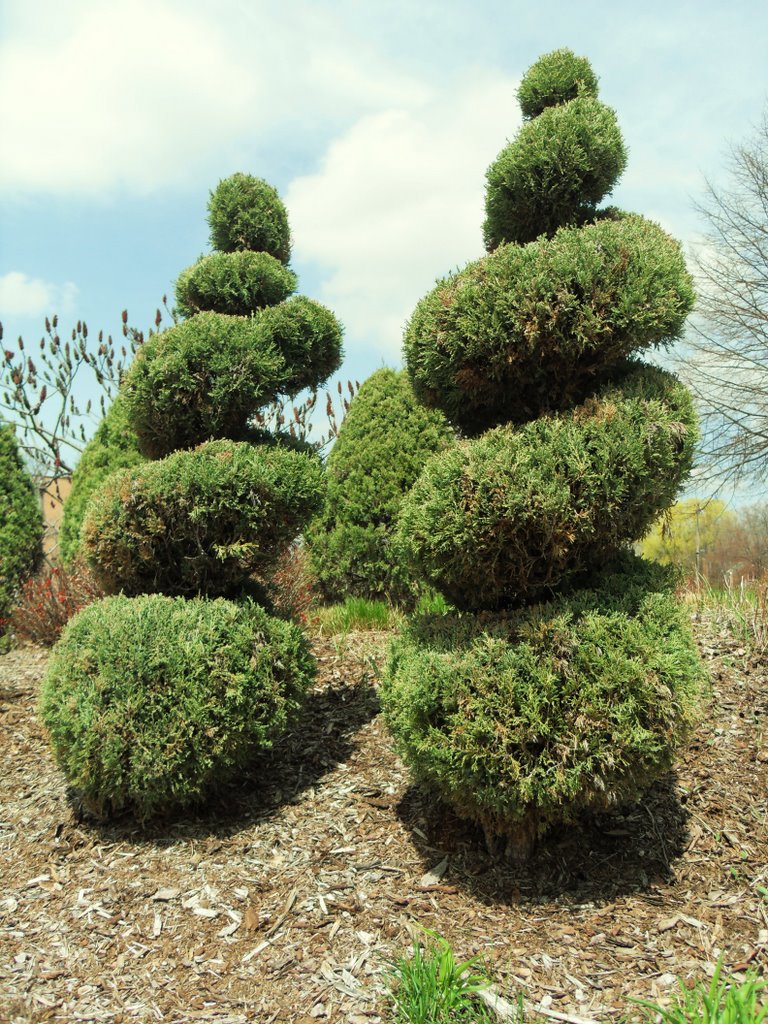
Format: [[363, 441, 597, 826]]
[[383, 49, 704, 858], [0, 422, 43, 640], [42, 173, 342, 818], [307, 369, 453, 604]]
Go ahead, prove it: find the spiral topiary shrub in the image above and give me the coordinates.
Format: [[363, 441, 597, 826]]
[[83, 439, 324, 597], [382, 49, 704, 858], [42, 172, 342, 818], [58, 396, 146, 564], [307, 368, 453, 604], [0, 422, 43, 641], [40, 594, 313, 819]]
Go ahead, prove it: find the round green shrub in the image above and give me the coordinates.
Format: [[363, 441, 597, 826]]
[[0, 422, 43, 633], [207, 173, 291, 263], [59, 396, 146, 564], [484, 97, 627, 249], [175, 251, 297, 318], [39, 594, 313, 819], [82, 439, 325, 597], [405, 214, 694, 433], [381, 555, 705, 850], [517, 48, 599, 120], [255, 295, 344, 396], [397, 363, 696, 610], [122, 312, 285, 458], [307, 369, 453, 604]]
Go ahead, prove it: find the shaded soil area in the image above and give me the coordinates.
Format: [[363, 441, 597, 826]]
[[1, 621, 767, 1023]]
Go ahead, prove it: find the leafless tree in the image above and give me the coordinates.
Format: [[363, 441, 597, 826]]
[[678, 109, 768, 488]]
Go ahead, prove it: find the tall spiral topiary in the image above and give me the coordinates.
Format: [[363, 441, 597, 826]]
[[40, 174, 343, 819], [307, 368, 454, 605], [382, 50, 705, 859]]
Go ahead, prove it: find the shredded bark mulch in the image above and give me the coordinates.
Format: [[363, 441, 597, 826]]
[[1, 621, 767, 1023]]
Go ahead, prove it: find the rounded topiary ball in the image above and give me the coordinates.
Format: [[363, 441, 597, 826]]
[[381, 556, 704, 856], [517, 48, 599, 119], [0, 423, 43, 630], [175, 251, 298, 318], [208, 173, 291, 263], [39, 594, 314, 819], [83, 439, 325, 597]]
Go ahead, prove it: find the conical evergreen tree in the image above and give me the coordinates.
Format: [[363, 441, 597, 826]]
[[382, 50, 705, 859]]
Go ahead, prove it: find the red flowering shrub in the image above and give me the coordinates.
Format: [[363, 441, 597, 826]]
[[8, 562, 103, 646]]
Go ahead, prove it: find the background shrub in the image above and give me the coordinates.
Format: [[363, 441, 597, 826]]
[[0, 422, 43, 642], [307, 368, 453, 604], [82, 439, 325, 597], [8, 561, 103, 646], [40, 594, 314, 819], [59, 396, 146, 564]]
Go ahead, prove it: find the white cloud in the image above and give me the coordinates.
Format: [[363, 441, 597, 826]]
[[286, 73, 521, 359], [0, 272, 78, 317], [0, 0, 430, 195]]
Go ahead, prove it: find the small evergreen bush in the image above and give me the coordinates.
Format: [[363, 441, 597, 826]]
[[83, 439, 324, 597], [307, 368, 453, 604], [516, 47, 599, 119], [58, 396, 146, 564], [0, 422, 43, 641], [40, 595, 313, 818]]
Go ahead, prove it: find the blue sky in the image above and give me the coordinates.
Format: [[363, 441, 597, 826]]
[[2, 0, 768, 490]]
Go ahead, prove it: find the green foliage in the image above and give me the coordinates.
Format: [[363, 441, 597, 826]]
[[484, 97, 626, 249], [0, 422, 43, 636], [307, 369, 453, 603], [82, 439, 324, 598], [59, 396, 146, 564], [315, 596, 398, 635], [405, 214, 694, 433], [122, 302, 342, 458], [517, 47, 599, 120], [628, 959, 768, 1024], [398, 363, 697, 610], [382, 556, 705, 844], [255, 295, 344, 395], [175, 251, 297, 317], [386, 928, 496, 1024], [39, 594, 313, 819], [207, 173, 291, 263]]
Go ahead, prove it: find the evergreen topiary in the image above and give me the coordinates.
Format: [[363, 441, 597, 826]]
[[383, 49, 704, 859], [42, 172, 342, 818], [307, 369, 453, 604], [0, 422, 43, 642], [58, 396, 146, 564]]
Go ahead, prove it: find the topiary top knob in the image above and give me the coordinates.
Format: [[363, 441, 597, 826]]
[[517, 48, 599, 120], [207, 173, 291, 263]]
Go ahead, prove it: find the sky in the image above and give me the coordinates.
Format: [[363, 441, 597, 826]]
[[2, 0, 768, 494]]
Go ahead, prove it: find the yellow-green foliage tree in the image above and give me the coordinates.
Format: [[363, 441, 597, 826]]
[[640, 499, 734, 577]]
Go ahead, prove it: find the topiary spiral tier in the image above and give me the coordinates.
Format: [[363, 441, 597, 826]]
[[42, 174, 343, 818], [382, 49, 705, 858]]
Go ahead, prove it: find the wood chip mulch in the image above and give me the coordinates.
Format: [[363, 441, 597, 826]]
[[1, 620, 767, 1024]]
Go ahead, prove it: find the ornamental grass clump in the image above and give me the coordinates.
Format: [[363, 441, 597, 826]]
[[41, 173, 343, 819], [382, 49, 705, 859]]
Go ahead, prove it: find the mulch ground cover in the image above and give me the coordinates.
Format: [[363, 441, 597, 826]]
[[1, 619, 767, 1023]]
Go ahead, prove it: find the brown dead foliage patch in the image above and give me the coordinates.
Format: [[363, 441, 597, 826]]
[[1, 622, 767, 1023]]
